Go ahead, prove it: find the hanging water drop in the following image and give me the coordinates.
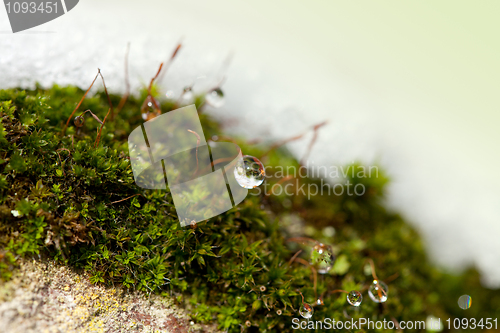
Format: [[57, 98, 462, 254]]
[[234, 155, 266, 189], [299, 303, 314, 319], [347, 290, 363, 307], [181, 86, 194, 104], [205, 88, 225, 108], [165, 90, 176, 99], [368, 280, 388, 303], [141, 96, 160, 121], [74, 115, 84, 127], [458, 295, 472, 310], [310, 243, 335, 274]]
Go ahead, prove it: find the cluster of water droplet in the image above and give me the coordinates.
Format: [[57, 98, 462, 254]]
[[368, 280, 389, 303], [234, 155, 266, 189]]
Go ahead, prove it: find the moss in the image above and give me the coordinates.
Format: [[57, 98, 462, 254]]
[[0, 85, 499, 332]]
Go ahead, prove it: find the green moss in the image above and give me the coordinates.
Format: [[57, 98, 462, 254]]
[[0, 86, 499, 332]]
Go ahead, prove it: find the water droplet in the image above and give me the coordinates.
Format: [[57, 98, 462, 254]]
[[299, 303, 314, 319], [74, 116, 84, 127], [181, 86, 194, 104], [165, 90, 176, 99], [234, 155, 266, 189], [141, 96, 160, 121], [316, 297, 324, 306], [347, 290, 362, 307], [458, 295, 471, 309], [368, 280, 388, 303], [205, 88, 225, 108], [310, 243, 335, 274]]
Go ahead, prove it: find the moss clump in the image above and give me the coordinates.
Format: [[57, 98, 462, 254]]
[[0, 86, 499, 332]]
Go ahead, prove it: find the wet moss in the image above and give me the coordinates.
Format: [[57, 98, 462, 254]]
[[0, 86, 499, 332]]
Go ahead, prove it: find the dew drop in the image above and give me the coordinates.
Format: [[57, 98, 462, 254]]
[[165, 90, 176, 99], [205, 88, 225, 108], [74, 116, 84, 127], [346, 290, 362, 307], [181, 86, 194, 104], [368, 280, 388, 303], [141, 96, 160, 121], [458, 295, 471, 310], [310, 243, 335, 274], [299, 303, 314, 319], [234, 155, 266, 189]]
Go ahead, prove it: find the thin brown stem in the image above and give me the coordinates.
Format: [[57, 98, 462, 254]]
[[300, 121, 328, 165], [79, 109, 103, 124], [94, 108, 111, 148], [384, 272, 399, 284], [55, 151, 64, 174], [94, 70, 113, 148], [142, 62, 164, 113], [56, 148, 71, 154], [286, 237, 318, 246], [62, 69, 100, 135], [98, 69, 114, 122], [261, 120, 327, 160], [55, 148, 71, 171], [330, 289, 349, 294], [115, 42, 131, 118], [187, 129, 201, 176], [288, 250, 303, 266], [157, 41, 183, 85], [108, 194, 143, 205], [367, 258, 379, 281], [298, 290, 305, 304], [261, 133, 305, 159], [391, 317, 401, 331]]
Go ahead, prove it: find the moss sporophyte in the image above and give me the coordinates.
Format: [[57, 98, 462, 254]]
[[1, 69, 499, 331]]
